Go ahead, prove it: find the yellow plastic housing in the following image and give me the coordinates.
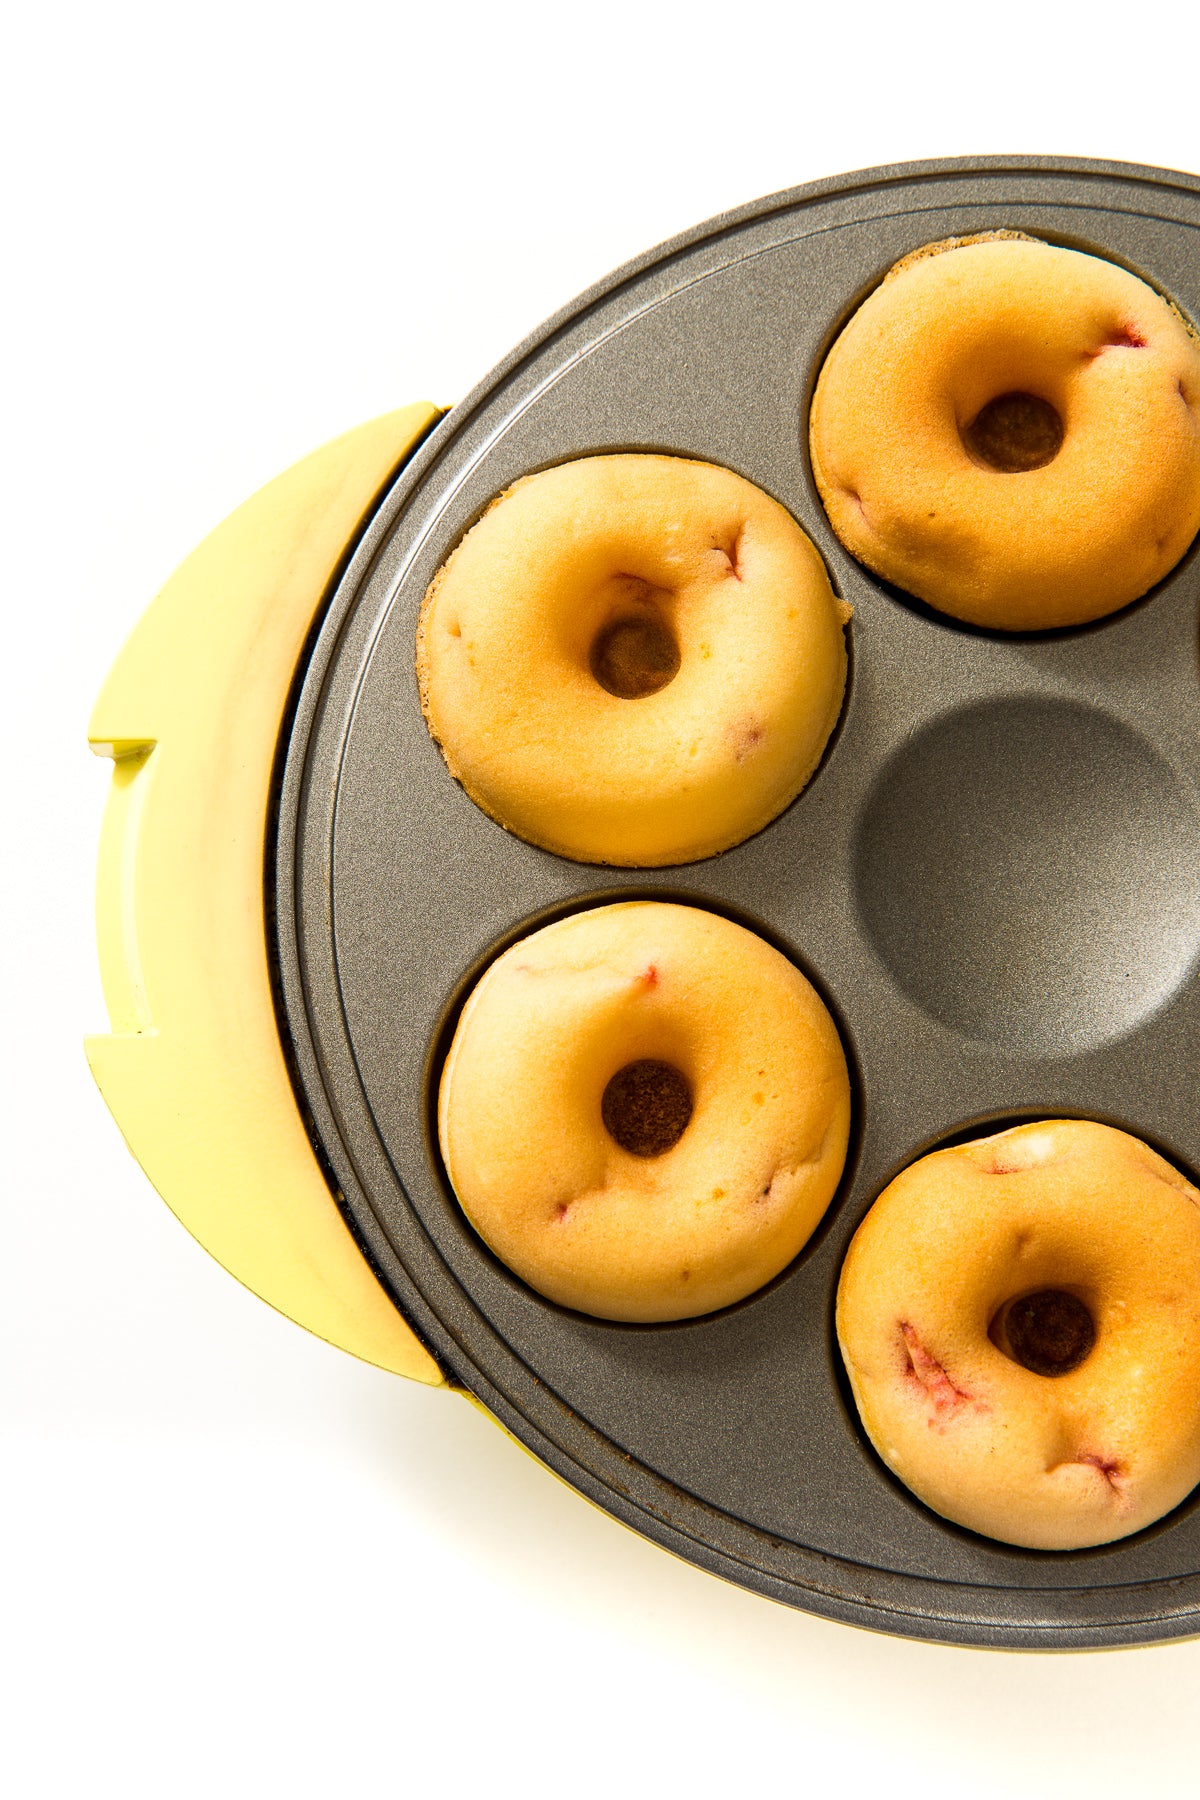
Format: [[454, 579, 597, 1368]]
[[87, 404, 445, 1383]]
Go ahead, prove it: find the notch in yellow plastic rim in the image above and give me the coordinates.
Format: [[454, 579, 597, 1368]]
[[87, 404, 445, 1384]]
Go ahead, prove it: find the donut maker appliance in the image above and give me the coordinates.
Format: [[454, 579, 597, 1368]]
[[88, 156, 1200, 1649]]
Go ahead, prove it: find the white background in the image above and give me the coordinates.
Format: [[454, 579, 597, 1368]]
[[7, 3, 1200, 1794]]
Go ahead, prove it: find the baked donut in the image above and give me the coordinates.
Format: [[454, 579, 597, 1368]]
[[417, 455, 849, 865], [439, 901, 851, 1321], [810, 234, 1200, 630], [836, 1120, 1200, 1550]]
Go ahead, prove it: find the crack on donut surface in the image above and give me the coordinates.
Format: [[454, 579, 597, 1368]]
[[962, 391, 1064, 473], [601, 1059, 693, 1157], [995, 1288, 1096, 1376], [978, 1128, 1059, 1175], [1103, 325, 1147, 349], [590, 609, 680, 698], [1075, 1452, 1126, 1494]]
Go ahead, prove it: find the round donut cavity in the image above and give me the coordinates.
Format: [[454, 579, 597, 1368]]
[[416, 454, 850, 865], [437, 900, 851, 1321], [809, 234, 1200, 630], [835, 1119, 1200, 1549]]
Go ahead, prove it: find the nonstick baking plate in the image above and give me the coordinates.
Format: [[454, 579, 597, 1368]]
[[275, 157, 1200, 1647]]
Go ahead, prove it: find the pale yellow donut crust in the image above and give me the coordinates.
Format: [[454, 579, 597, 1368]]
[[836, 1121, 1200, 1550], [439, 902, 851, 1322], [417, 455, 849, 866], [810, 237, 1200, 630]]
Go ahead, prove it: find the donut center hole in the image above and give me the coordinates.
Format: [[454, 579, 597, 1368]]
[[601, 1059, 693, 1156], [991, 1288, 1096, 1377], [962, 392, 1064, 473], [590, 613, 680, 699]]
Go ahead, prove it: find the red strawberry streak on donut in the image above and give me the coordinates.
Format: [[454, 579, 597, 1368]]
[[900, 1321, 975, 1423]]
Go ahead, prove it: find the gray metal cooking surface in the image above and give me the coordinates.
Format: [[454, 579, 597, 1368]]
[[275, 158, 1200, 1646]]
